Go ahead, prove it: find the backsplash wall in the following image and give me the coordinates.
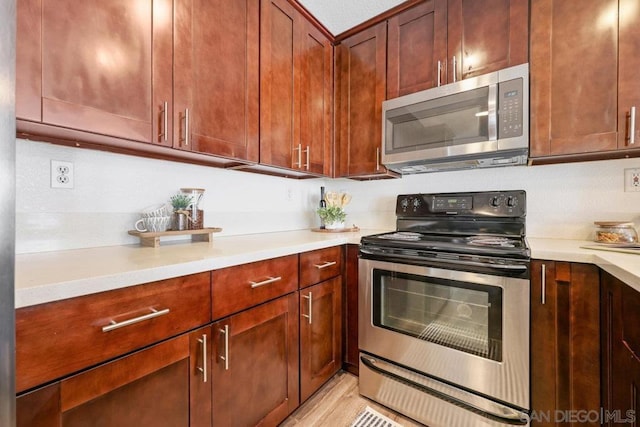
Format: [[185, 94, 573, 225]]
[[16, 139, 640, 253]]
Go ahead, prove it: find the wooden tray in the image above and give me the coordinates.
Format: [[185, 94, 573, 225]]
[[128, 227, 222, 248], [311, 226, 360, 233]]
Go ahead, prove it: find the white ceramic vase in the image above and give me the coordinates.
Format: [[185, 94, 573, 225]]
[[325, 221, 345, 230]]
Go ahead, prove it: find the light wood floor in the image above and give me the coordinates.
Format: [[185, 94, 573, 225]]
[[280, 371, 424, 427]]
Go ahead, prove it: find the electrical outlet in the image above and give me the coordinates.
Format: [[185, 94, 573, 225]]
[[51, 160, 74, 189], [624, 168, 640, 192]]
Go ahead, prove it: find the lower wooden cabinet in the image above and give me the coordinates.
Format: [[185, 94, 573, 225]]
[[530, 260, 600, 426], [17, 326, 212, 427], [601, 272, 640, 426], [342, 244, 359, 375], [211, 293, 299, 427], [299, 276, 342, 402]]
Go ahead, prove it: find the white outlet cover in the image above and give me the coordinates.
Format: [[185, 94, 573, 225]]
[[624, 168, 640, 192], [51, 160, 74, 189]]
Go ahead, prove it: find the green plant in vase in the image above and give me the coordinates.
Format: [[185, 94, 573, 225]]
[[317, 191, 351, 229], [170, 193, 192, 231]]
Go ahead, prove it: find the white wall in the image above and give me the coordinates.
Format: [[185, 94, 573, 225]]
[[16, 138, 640, 253]]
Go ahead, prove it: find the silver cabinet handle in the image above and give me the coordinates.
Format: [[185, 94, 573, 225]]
[[293, 144, 302, 168], [541, 264, 546, 305], [452, 56, 457, 83], [314, 261, 337, 269], [376, 147, 381, 171], [249, 276, 282, 288], [159, 101, 168, 142], [197, 333, 208, 383], [219, 325, 229, 371], [437, 60, 442, 87], [180, 108, 190, 146], [630, 106, 636, 145], [102, 307, 170, 332], [301, 292, 313, 324], [304, 146, 310, 170]]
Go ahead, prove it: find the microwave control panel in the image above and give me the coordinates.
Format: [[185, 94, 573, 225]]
[[498, 78, 523, 139]]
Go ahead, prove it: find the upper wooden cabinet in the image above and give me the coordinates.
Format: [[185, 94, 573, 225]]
[[16, 0, 261, 166], [386, 0, 528, 99], [530, 0, 640, 160], [16, 0, 173, 145], [173, 0, 260, 162], [447, 0, 528, 82], [336, 23, 398, 179], [259, 0, 333, 176], [387, 0, 447, 98]]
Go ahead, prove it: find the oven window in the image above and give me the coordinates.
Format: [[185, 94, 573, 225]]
[[372, 269, 503, 362]]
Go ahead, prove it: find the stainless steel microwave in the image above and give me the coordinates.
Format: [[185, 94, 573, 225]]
[[382, 63, 529, 174]]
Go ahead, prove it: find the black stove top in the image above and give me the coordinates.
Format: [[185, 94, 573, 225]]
[[360, 190, 530, 261], [361, 230, 529, 259]]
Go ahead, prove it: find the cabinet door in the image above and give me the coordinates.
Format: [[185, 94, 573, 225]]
[[336, 22, 391, 179], [174, 0, 259, 161], [212, 293, 299, 427], [530, 0, 618, 157], [447, 0, 528, 81], [16, 0, 41, 122], [35, 0, 172, 144], [617, 0, 640, 149], [387, 0, 447, 98], [601, 272, 640, 426], [299, 277, 342, 402], [17, 329, 210, 427], [530, 261, 600, 426], [260, 0, 299, 170], [17, 383, 60, 427], [298, 20, 333, 176]]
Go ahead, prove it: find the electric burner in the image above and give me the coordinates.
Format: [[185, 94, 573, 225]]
[[360, 191, 530, 269]]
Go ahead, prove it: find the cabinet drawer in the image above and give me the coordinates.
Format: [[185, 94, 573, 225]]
[[16, 272, 211, 393], [212, 255, 298, 320], [299, 246, 342, 289]]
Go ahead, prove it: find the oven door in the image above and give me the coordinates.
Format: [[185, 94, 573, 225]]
[[359, 258, 529, 410]]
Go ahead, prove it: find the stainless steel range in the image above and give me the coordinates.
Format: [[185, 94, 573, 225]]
[[358, 190, 530, 427]]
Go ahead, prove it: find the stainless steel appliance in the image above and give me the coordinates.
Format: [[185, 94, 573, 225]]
[[359, 191, 530, 427], [382, 64, 529, 174], [0, 0, 16, 425]]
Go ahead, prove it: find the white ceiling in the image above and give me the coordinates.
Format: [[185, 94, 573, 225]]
[[297, 0, 406, 35]]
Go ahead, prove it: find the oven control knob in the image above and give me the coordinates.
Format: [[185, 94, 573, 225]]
[[506, 196, 518, 208], [412, 198, 421, 211], [489, 196, 501, 207], [400, 198, 409, 210]]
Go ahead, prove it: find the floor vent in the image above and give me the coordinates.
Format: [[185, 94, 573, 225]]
[[351, 406, 404, 427]]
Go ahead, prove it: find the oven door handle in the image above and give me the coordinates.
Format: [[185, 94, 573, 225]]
[[360, 356, 529, 426]]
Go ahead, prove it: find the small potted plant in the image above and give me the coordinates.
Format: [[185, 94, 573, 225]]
[[317, 191, 351, 229], [170, 193, 192, 231]]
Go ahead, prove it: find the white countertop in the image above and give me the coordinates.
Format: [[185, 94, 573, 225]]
[[529, 237, 640, 293], [15, 231, 640, 308], [15, 229, 385, 308]]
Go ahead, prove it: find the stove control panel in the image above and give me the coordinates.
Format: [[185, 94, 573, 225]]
[[396, 190, 526, 217]]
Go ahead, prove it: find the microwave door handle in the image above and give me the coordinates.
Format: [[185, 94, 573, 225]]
[[487, 83, 498, 141]]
